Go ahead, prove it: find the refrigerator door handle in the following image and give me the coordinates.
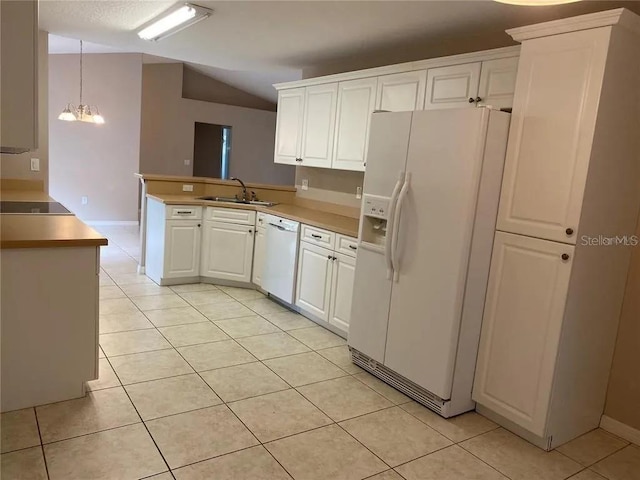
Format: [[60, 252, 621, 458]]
[[391, 172, 411, 282], [385, 171, 405, 279]]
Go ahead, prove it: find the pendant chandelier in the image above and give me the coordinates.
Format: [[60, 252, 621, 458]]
[[58, 40, 105, 124]]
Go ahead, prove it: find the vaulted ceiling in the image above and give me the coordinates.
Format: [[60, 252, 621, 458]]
[[41, 1, 640, 101]]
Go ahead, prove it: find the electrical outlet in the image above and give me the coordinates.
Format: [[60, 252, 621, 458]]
[[81, 196, 88, 205], [184, 159, 191, 166], [30, 158, 40, 171], [301, 179, 309, 191], [356, 186, 362, 199], [182, 184, 194, 192]]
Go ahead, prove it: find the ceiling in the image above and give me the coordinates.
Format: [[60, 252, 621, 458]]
[[41, 1, 640, 102]]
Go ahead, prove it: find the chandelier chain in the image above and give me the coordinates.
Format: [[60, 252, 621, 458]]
[[79, 40, 83, 106]]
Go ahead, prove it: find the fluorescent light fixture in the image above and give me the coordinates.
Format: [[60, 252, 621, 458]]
[[137, 3, 211, 41], [495, 0, 581, 5]]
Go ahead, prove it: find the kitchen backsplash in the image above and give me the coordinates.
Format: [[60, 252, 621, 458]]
[[295, 166, 364, 211]]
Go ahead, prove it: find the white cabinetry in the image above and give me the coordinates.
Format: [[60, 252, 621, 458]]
[[274, 88, 305, 165], [201, 208, 256, 283], [473, 11, 640, 450], [296, 227, 358, 335], [300, 83, 338, 168], [296, 241, 334, 321], [424, 62, 481, 109], [252, 213, 267, 287], [145, 199, 202, 285], [477, 57, 519, 109], [165, 220, 202, 279], [332, 78, 378, 171], [0, 0, 38, 153], [375, 70, 427, 112], [473, 232, 573, 436]]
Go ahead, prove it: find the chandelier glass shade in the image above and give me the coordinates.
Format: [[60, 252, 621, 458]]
[[58, 40, 105, 124]]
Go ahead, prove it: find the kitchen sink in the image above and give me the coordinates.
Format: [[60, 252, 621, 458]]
[[197, 196, 277, 207]]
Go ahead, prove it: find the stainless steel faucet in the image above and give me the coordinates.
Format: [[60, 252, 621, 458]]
[[231, 177, 248, 202]]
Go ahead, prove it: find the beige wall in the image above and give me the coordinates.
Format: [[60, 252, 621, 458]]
[[49, 53, 142, 222], [605, 217, 640, 431], [141, 63, 294, 186], [182, 67, 276, 112], [295, 166, 363, 210], [0, 31, 49, 189]]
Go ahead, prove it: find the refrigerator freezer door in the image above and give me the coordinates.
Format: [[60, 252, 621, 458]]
[[348, 111, 413, 362], [384, 108, 491, 399]]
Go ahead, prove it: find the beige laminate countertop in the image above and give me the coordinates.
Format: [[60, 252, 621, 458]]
[[147, 194, 360, 238], [0, 191, 108, 249]]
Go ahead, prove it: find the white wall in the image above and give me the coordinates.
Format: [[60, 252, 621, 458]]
[[49, 53, 142, 222]]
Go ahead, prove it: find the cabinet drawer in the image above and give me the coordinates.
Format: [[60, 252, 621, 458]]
[[335, 234, 358, 257], [206, 207, 256, 225], [301, 224, 335, 249], [167, 205, 202, 220]]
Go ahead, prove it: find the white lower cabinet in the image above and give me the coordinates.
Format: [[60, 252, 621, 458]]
[[328, 252, 356, 332], [200, 220, 255, 283], [473, 232, 574, 437], [295, 241, 334, 321], [252, 225, 266, 286], [296, 228, 358, 334], [165, 220, 202, 279]]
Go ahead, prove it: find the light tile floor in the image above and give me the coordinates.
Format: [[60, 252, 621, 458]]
[[1, 228, 639, 480]]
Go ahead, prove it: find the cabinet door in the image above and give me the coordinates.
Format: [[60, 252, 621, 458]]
[[328, 252, 356, 333], [375, 70, 427, 112], [164, 220, 201, 279], [295, 241, 333, 322], [332, 78, 378, 172], [0, 0, 37, 152], [477, 57, 519, 109], [473, 232, 574, 437], [497, 29, 610, 244], [274, 88, 305, 165], [200, 221, 254, 283], [300, 83, 338, 168], [424, 62, 481, 110], [252, 227, 266, 287]]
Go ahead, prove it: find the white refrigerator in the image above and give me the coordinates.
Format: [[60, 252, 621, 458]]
[[348, 107, 510, 417]]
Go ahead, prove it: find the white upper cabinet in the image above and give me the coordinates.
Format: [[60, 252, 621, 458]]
[[164, 220, 201, 279], [477, 57, 519, 109], [375, 70, 427, 112], [424, 62, 481, 109], [295, 241, 334, 322], [300, 83, 338, 168], [496, 29, 610, 244], [274, 88, 305, 165], [329, 252, 356, 333], [200, 221, 255, 283], [473, 232, 574, 436], [0, 0, 38, 153], [332, 78, 378, 172]]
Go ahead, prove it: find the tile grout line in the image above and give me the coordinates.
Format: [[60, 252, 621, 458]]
[[31, 407, 51, 480]]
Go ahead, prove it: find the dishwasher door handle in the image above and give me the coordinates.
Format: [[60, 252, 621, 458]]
[[268, 222, 286, 231]]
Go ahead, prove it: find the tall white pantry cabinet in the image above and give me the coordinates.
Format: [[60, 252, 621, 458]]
[[473, 9, 640, 450]]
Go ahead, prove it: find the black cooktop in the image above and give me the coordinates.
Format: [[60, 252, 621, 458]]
[[0, 201, 73, 215]]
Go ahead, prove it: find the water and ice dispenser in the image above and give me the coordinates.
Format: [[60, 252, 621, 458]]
[[360, 194, 390, 248]]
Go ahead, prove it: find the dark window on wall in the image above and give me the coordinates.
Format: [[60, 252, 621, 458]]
[[193, 122, 231, 179]]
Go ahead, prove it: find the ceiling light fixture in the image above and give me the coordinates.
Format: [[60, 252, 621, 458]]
[[57, 40, 105, 124], [494, 0, 581, 5], [137, 3, 212, 41]]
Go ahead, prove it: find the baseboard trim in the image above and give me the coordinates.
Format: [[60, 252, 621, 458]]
[[85, 221, 139, 226], [600, 415, 640, 446]]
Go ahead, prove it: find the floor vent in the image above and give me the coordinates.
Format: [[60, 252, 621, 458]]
[[350, 347, 446, 415]]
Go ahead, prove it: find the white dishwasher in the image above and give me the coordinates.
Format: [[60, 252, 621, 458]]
[[261, 214, 300, 304]]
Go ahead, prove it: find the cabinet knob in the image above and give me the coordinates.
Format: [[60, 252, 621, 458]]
[[295, 158, 303, 162], [327, 254, 332, 259], [468, 97, 475, 103], [248, 229, 253, 234], [475, 96, 482, 103], [561, 253, 570, 261], [566, 228, 574, 236], [197, 224, 201, 227]]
